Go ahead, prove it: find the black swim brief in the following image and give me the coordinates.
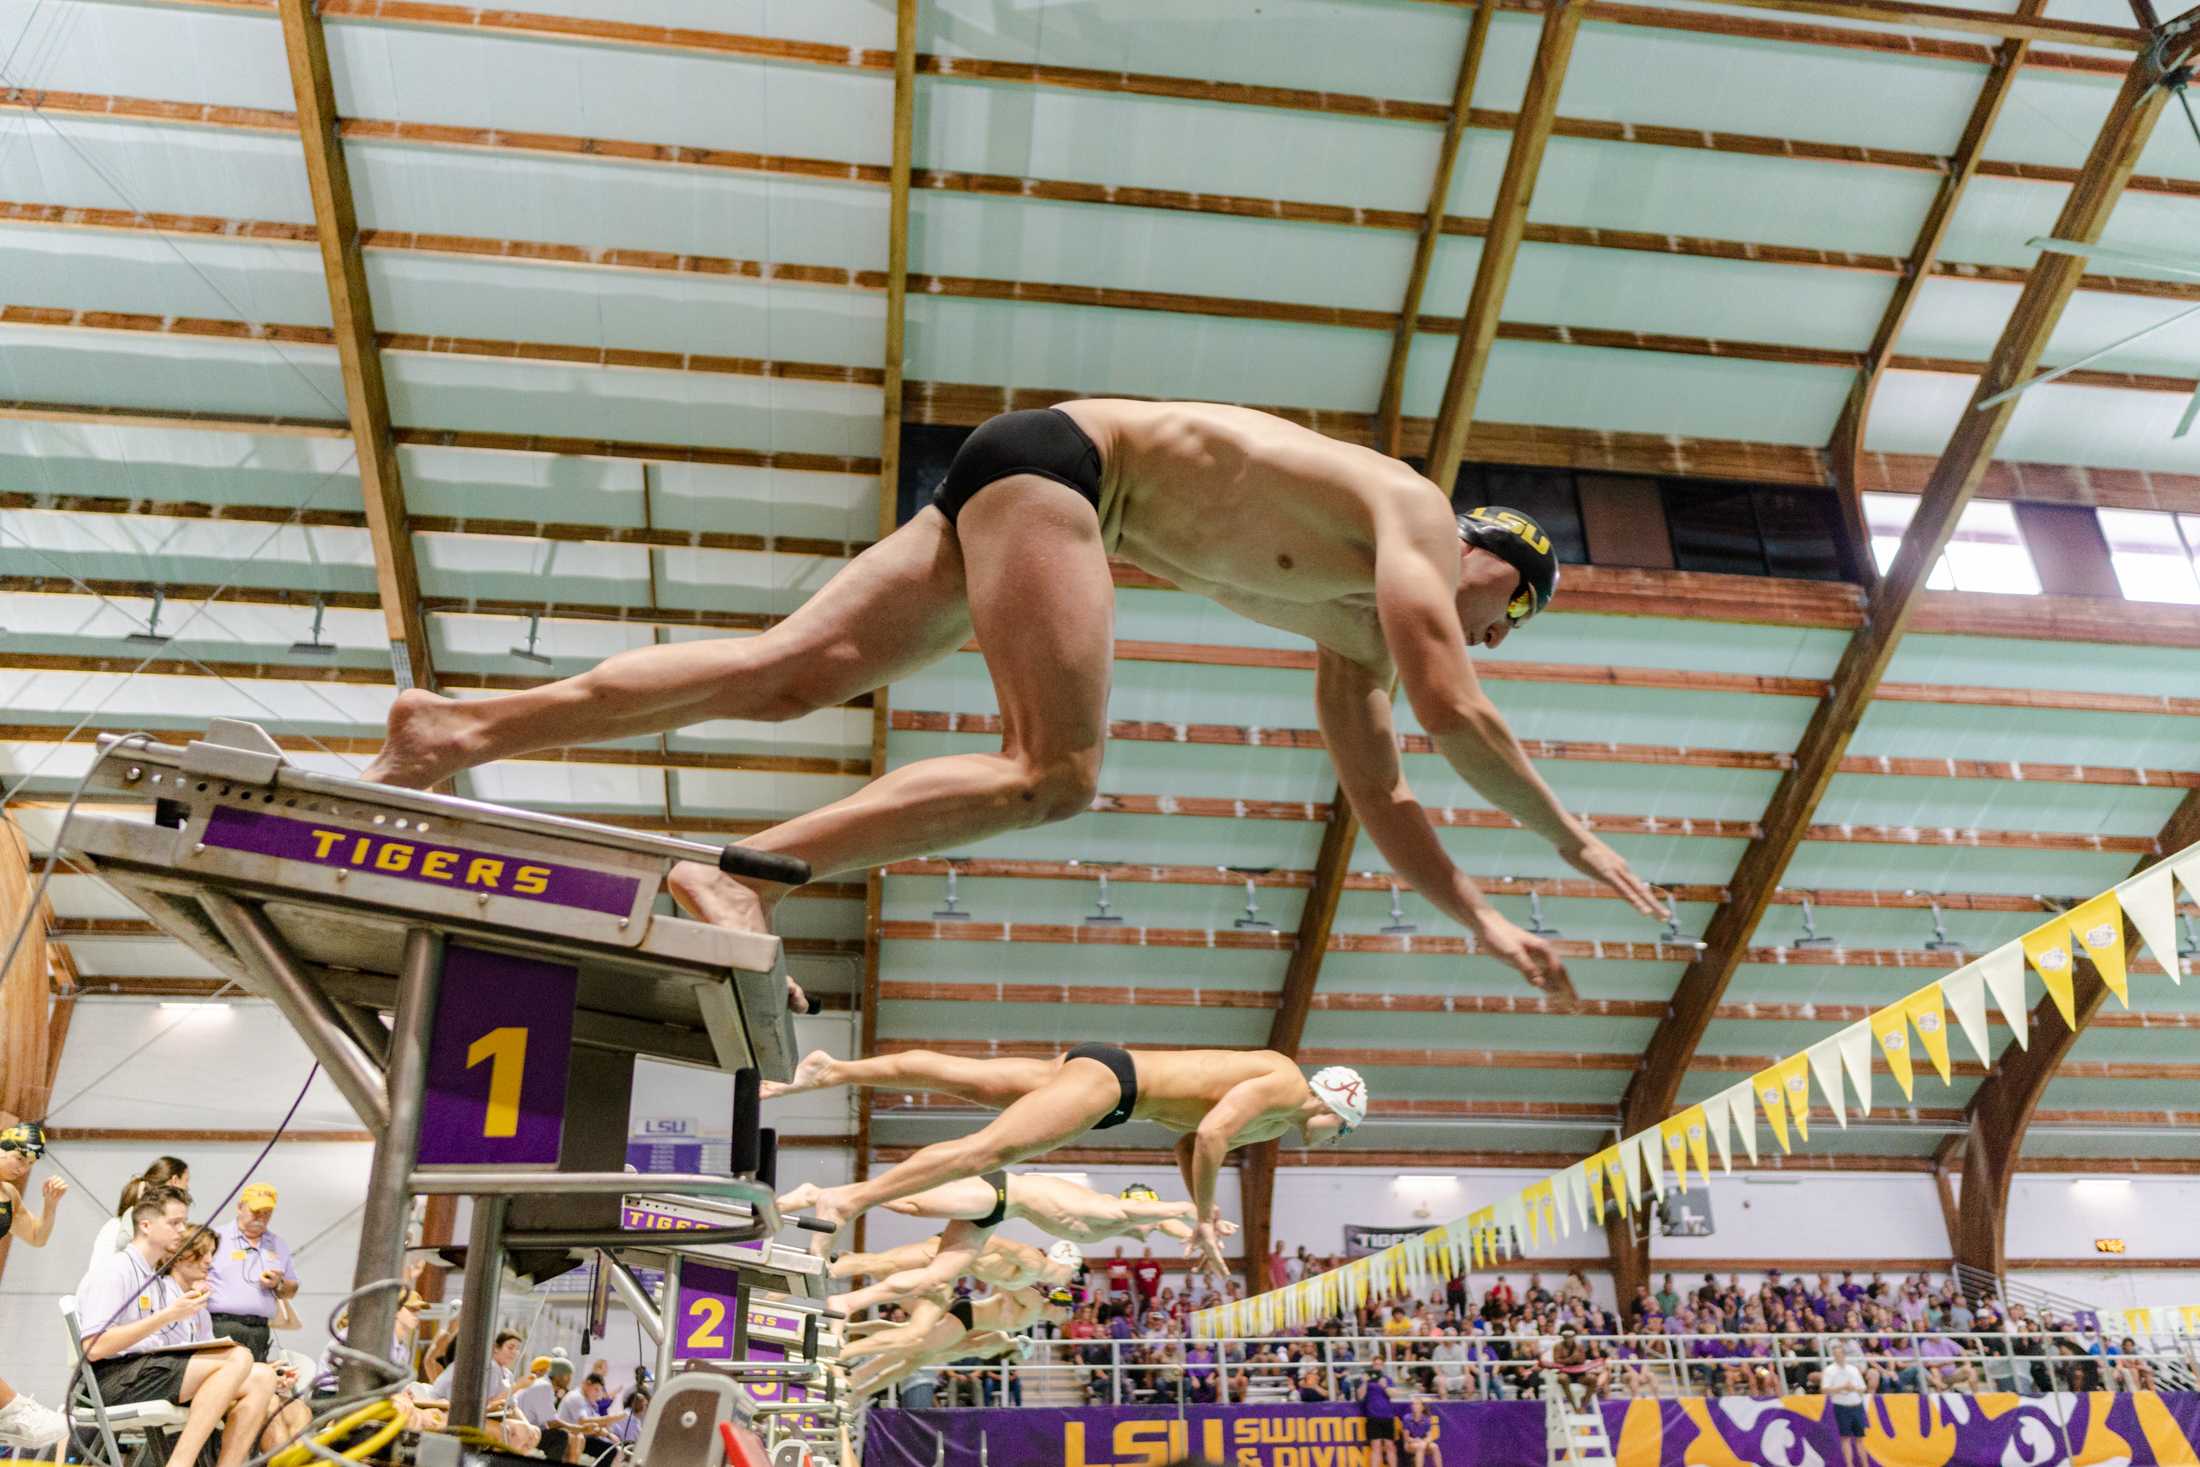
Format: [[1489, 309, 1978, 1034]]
[[976, 1169, 1010, 1230], [948, 1298, 976, 1331], [930, 409, 1103, 527], [1064, 1042, 1137, 1130]]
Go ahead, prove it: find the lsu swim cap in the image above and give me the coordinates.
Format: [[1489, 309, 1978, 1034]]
[[1044, 1286, 1076, 1307], [1308, 1067, 1369, 1136], [1457, 506, 1559, 625], [0, 1121, 44, 1157], [1120, 1182, 1160, 1202], [1047, 1241, 1084, 1272]]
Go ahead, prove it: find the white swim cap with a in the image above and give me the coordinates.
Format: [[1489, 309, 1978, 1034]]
[[1047, 1240, 1085, 1272], [1308, 1065, 1369, 1135]]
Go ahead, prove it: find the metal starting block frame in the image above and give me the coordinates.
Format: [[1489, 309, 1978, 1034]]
[[59, 721, 817, 1430]]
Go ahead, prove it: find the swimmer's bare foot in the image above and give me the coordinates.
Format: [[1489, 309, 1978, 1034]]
[[776, 1181, 825, 1213], [666, 864, 806, 1013], [362, 689, 476, 788], [760, 1049, 838, 1101]]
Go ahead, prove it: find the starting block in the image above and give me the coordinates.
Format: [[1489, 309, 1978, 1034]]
[[57, 721, 861, 1457]]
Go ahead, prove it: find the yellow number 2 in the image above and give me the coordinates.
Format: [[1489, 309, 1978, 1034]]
[[685, 1297, 727, 1350], [465, 1026, 528, 1138]]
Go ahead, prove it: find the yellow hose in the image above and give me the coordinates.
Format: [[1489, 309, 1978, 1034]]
[[268, 1399, 399, 1467]]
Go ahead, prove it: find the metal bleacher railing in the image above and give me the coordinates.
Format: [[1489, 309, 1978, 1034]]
[[883, 1329, 2200, 1409]]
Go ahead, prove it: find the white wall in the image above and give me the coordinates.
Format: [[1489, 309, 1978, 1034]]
[[2006, 1175, 2200, 1262]]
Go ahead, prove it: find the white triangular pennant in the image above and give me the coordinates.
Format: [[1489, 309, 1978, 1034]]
[[1618, 1128, 1645, 1206], [1634, 1129, 1665, 1200], [1835, 1021, 1874, 1116], [1941, 963, 1993, 1064], [1703, 1088, 1735, 1174], [1807, 1038, 1848, 1128], [1979, 941, 2029, 1049], [1566, 1163, 1592, 1234], [1719, 1081, 1759, 1165], [2119, 866, 2181, 987]]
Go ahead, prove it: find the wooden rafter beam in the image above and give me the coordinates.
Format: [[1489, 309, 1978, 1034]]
[[1830, 0, 2045, 567], [1946, 790, 2200, 1277], [274, 0, 432, 692], [872, 1037, 2200, 1082], [1424, 0, 1585, 481], [1376, 0, 1494, 455], [1655, 0, 2141, 48], [1610, 35, 2200, 1301], [871, 979, 2200, 1029], [852, 0, 920, 1258], [871, 921, 2187, 972]]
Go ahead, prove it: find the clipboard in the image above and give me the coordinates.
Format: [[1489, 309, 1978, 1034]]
[[133, 1339, 245, 1358]]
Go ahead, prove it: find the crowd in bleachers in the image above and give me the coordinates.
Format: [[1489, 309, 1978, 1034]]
[[906, 1245, 2177, 1408]]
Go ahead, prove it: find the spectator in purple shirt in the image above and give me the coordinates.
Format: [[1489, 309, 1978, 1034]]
[[206, 1183, 298, 1363], [1361, 1369, 1401, 1467], [74, 1187, 275, 1467]]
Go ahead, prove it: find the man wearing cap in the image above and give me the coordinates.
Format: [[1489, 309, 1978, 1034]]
[[206, 1183, 298, 1362], [368, 402, 1667, 1006], [771, 1046, 1370, 1275]]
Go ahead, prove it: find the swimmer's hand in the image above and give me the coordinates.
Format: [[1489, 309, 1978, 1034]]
[[1476, 912, 1575, 1003], [1559, 834, 1668, 922], [1188, 1221, 1229, 1279]]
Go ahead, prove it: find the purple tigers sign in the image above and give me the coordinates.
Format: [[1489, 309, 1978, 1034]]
[[865, 1390, 2200, 1466]]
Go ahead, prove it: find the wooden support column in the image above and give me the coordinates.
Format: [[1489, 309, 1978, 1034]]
[[1375, 1, 1494, 457], [1828, 0, 2044, 582], [0, 815, 52, 1286], [1423, 0, 1584, 483], [1614, 34, 2197, 1296], [853, 0, 919, 1256], [276, 0, 434, 692], [1950, 790, 2200, 1278], [1240, 795, 1364, 1291]]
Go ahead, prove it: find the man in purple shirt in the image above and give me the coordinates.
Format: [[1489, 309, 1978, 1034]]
[[1361, 1369, 1401, 1467], [206, 1183, 298, 1362], [74, 1186, 275, 1467]]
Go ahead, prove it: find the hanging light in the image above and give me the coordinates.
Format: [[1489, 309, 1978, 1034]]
[[931, 862, 972, 921], [1084, 868, 1124, 925], [1228, 869, 1275, 932], [510, 612, 553, 667], [289, 594, 336, 657], [1661, 913, 1707, 953], [1918, 893, 1962, 956], [1380, 879, 1417, 936], [1523, 889, 1559, 938], [1786, 891, 1834, 948], [123, 586, 172, 646]]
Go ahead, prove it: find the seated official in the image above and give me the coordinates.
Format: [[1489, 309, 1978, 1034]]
[[74, 1186, 275, 1467], [162, 1227, 313, 1455], [206, 1184, 298, 1363]]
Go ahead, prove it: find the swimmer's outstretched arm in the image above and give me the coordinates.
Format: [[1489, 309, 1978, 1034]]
[[1364, 512, 1666, 922], [830, 1240, 940, 1281], [830, 1222, 990, 1317]]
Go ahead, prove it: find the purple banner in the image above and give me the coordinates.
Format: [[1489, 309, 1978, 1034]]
[[418, 945, 576, 1167], [865, 1391, 2200, 1467], [200, 805, 640, 916]]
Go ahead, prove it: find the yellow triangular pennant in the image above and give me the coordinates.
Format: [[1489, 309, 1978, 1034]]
[[1870, 1002, 1915, 1099], [1901, 983, 1954, 1087], [1660, 1115, 1693, 1192], [1753, 1063, 1793, 1154], [1780, 1054, 1812, 1142], [2023, 920, 2078, 1028], [1600, 1148, 1631, 1216], [1587, 1149, 1611, 1222], [2066, 892, 2129, 1008], [1682, 1105, 1712, 1182]]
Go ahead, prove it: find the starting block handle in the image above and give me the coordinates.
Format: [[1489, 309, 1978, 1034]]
[[790, 1215, 838, 1234], [719, 845, 811, 886]]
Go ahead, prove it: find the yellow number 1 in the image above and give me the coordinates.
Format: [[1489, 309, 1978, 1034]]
[[466, 1026, 528, 1138]]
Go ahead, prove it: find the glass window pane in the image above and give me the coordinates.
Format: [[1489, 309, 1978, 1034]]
[[1943, 538, 2041, 594], [2097, 508, 2200, 603], [1863, 492, 1917, 539]]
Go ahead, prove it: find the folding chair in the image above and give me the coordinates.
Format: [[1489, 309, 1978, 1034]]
[[58, 1296, 192, 1467]]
